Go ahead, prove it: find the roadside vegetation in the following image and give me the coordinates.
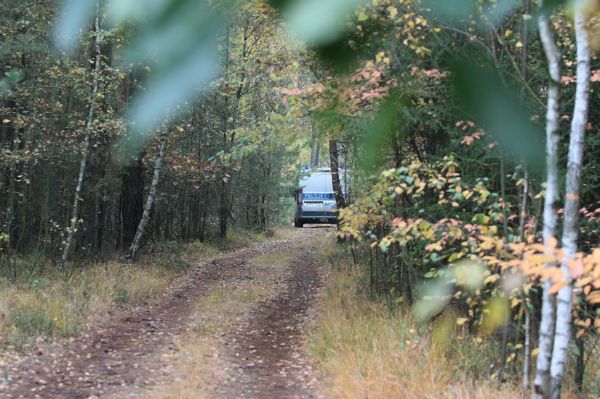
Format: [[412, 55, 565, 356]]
[[0, 229, 268, 351], [309, 243, 598, 399]]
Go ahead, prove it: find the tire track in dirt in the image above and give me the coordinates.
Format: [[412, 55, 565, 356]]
[[211, 236, 324, 399], [0, 228, 327, 399]]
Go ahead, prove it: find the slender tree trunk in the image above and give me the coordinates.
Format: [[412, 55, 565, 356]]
[[59, 0, 102, 270], [310, 122, 320, 167], [498, 155, 510, 384], [120, 150, 145, 247], [126, 129, 169, 262], [519, 168, 532, 389], [549, 5, 591, 398], [329, 139, 346, 209], [533, 3, 562, 396], [573, 334, 585, 393], [523, 299, 532, 388]]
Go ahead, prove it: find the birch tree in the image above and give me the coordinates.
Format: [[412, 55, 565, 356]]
[[532, 2, 562, 396], [126, 129, 169, 262], [59, 0, 102, 271], [549, 3, 592, 397]]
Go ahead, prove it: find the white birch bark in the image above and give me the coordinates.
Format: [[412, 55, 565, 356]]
[[126, 129, 169, 261], [549, 4, 591, 398], [533, 2, 562, 396], [59, 0, 102, 270]]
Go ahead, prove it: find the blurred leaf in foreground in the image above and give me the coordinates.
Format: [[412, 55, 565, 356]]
[[450, 59, 545, 169], [271, 0, 366, 45], [56, 0, 223, 149]]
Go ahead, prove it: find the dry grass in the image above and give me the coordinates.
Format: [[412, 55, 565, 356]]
[[0, 229, 268, 351], [307, 244, 528, 399], [0, 262, 175, 349]]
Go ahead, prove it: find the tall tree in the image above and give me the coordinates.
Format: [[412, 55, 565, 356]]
[[533, 1, 562, 396], [59, 0, 102, 270], [126, 129, 169, 262], [549, 3, 592, 397]]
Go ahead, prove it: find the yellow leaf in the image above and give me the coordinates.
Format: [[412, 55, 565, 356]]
[[484, 274, 500, 285], [358, 11, 369, 22], [531, 348, 540, 357], [510, 297, 521, 309], [456, 317, 468, 326], [388, 6, 398, 18]]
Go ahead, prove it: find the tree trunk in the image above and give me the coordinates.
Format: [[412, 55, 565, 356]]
[[126, 129, 169, 262], [549, 5, 591, 397], [59, 0, 102, 270], [498, 155, 510, 384], [120, 150, 145, 247], [310, 123, 320, 167], [533, 3, 562, 397], [329, 139, 346, 210], [518, 167, 532, 389]]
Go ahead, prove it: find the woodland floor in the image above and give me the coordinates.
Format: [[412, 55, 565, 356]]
[[0, 227, 330, 399]]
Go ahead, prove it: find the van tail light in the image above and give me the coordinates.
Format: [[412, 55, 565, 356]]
[[297, 189, 303, 205]]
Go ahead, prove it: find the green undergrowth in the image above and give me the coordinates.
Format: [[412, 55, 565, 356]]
[[0, 229, 271, 352]]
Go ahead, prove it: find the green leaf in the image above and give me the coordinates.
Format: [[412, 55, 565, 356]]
[[423, 0, 520, 26], [55, 0, 97, 51], [279, 0, 366, 44], [450, 59, 544, 169]]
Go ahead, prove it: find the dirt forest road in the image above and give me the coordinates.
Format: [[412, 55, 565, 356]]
[[0, 227, 330, 399]]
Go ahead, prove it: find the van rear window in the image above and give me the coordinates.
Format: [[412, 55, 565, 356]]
[[303, 193, 336, 200]]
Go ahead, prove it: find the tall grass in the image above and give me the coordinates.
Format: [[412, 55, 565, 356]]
[[308, 244, 527, 399]]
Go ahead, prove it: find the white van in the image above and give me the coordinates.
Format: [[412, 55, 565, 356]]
[[294, 168, 338, 227]]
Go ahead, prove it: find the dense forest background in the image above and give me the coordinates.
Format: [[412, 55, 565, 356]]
[[1, 0, 600, 398], [0, 1, 317, 265]]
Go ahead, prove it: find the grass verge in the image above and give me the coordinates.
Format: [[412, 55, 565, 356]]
[[0, 229, 270, 352], [307, 243, 529, 399]]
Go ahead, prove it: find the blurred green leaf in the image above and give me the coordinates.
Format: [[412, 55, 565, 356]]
[[482, 296, 510, 333], [538, 0, 567, 16], [413, 278, 453, 322], [454, 260, 485, 292], [55, 0, 97, 51], [276, 0, 366, 44], [360, 90, 409, 171], [423, 0, 519, 26], [56, 0, 222, 142], [124, 1, 223, 132], [450, 59, 544, 168]]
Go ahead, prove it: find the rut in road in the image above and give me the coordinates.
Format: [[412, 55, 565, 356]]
[[0, 227, 328, 399], [213, 237, 322, 399]]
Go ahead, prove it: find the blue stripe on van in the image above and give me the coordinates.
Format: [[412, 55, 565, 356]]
[[303, 193, 335, 200]]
